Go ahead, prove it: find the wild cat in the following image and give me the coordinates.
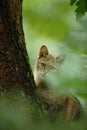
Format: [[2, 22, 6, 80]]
[[34, 45, 83, 121]]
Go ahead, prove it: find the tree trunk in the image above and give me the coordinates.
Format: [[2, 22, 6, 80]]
[[0, 0, 36, 97]]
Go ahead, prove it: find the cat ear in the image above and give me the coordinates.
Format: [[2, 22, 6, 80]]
[[56, 54, 66, 64], [39, 45, 49, 58]]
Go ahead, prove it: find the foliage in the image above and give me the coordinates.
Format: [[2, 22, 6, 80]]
[[23, 0, 73, 40], [0, 92, 87, 130], [23, 0, 87, 55], [70, 0, 87, 18]]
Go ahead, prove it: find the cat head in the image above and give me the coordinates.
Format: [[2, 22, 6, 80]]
[[36, 45, 66, 76]]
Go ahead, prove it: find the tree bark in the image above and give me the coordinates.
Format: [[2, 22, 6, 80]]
[[0, 0, 36, 97]]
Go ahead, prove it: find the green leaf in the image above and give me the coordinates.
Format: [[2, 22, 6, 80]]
[[70, 0, 77, 5], [70, 0, 87, 18], [75, 0, 86, 18]]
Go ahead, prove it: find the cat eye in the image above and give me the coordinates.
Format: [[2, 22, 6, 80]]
[[41, 63, 46, 67]]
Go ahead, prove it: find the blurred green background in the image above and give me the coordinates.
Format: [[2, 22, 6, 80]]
[[23, 0, 87, 103]]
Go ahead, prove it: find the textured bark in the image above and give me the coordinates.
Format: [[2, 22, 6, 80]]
[[0, 0, 36, 96]]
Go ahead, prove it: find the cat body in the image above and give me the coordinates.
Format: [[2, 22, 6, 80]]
[[34, 45, 83, 121]]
